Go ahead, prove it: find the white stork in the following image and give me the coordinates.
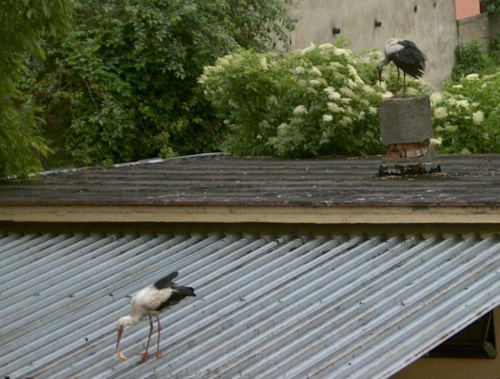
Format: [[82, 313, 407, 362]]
[[116, 271, 195, 362], [377, 38, 427, 97]]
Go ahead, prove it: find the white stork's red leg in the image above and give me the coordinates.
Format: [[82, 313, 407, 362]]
[[141, 316, 154, 361], [403, 72, 407, 97], [396, 67, 400, 96], [156, 316, 162, 358]]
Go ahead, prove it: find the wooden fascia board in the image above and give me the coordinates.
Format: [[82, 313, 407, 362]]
[[0, 205, 498, 224]]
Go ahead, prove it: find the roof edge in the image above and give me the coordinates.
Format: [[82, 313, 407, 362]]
[[0, 204, 498, 225]]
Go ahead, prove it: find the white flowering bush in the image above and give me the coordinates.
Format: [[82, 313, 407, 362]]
[[431, 72, 500, 154], [200, 43, 427, 158]]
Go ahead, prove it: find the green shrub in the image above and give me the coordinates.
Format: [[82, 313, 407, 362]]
[[452, 41, 490, 79], [0, 0, 73, 178], [482, 0, 500, 14], [24, 0, 295, 167], [431, 72, 500, 154], [201, 43, 428, 158], [489, 34, 500, 64]]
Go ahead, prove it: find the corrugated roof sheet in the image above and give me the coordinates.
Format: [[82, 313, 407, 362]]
[[1, 231, 500, 378], [0, 154, 499, 207]]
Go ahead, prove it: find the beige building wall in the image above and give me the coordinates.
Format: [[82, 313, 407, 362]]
[[287, 0, 459, 88]]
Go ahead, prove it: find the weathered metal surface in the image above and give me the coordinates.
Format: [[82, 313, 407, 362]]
[[0, 154, 498, 207], [1, 231, 499, 378]]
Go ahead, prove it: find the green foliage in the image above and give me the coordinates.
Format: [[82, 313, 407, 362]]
[[489, 34, 500, 63], [201, 43, 428, 158], [441, 37, 500, 154], [431, 72, 500, 154], [25, 0, 295, 166], [0, 0, 74, 178], [452, 40, 490, 79], [481, 0, 500, 14]]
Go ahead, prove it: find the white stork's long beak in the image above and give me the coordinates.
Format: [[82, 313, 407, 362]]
[[116, 326, 127, 361]]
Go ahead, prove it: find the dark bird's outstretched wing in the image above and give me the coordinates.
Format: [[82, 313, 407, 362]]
[[392, 40, 427, 78], [153, 271, 178, 290], [156, 285, 196, 311]]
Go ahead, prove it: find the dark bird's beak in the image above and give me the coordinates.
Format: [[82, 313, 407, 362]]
[[116, 326, 127, 361]]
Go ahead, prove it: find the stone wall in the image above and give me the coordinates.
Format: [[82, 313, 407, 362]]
[[458, 12, 500, 51], [285, 0, 458, 88]]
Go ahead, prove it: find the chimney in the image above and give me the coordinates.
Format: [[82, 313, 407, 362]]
[[378, 96, 441, 176]]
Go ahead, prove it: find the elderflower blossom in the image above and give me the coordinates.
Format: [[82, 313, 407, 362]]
[[322, 114, 333, 122], [294, 66, 305, 74], [429, 137, 443, 146], [301, 43, 316, 55], [347, 79, 358, 89], [267, 95, 278, 106], [319, 43, 334, 50], [472, 110, 484, 125], [430, 92, 443, 106], [456, 100, 470, 109], [433, 107, 447, 119], [260, 57, 268, 71], [347, 65, 358, 77], [218, 57, 231, 66], [297, 79, 308, 88], [198, 74, 208, 84], [310, 66, 322, 76], [406, 88, 419, 97], [363, 85, 375, 94], [333, 48, 350, 57], [324, 87, 341, 100], [355, 75, 365, 86], [327, 102, 344, 113], [329, 61, 344, 69], [340, 87, 356, 98], [293, 105, 308, 115], [339, 116, 353, 126], [368, 106, 378, 115], [465, 73, 479, 81]]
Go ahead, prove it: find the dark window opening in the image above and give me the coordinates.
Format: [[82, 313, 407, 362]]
[[426, 311, 496, 359]]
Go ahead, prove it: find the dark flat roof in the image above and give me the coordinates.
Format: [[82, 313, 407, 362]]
[[0, 154, 498, 207]]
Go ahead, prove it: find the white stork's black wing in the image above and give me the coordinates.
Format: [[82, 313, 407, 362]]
[[391, 40, 427, 78], [153, 271, 178, 290], [156, 285, 195, 311]]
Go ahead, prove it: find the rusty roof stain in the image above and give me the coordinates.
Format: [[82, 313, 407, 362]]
[[0, 154, 498, 208]]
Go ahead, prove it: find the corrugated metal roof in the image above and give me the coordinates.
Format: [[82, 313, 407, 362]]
[[0, 154, 499, 207], [1, 231, 500, 378]]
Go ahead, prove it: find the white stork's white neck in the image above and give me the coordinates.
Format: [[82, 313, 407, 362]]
[[118, 314, 141, 328], [377, 55, 391, 71]]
